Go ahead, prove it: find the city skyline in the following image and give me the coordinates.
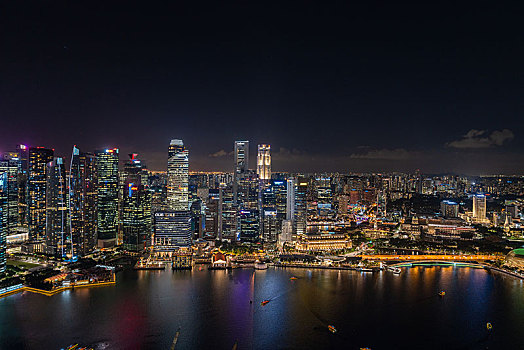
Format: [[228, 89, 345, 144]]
[[1, 139, 523, 176], [3, 3, 524, 349], [2, 2, 524, 174]]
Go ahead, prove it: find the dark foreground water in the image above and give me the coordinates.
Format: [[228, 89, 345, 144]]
[[1, 266, 524, 349]]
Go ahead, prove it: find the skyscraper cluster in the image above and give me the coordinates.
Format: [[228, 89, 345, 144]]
[[3, 135, 522, 273]]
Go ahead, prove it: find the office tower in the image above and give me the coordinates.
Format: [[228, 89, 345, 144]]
[[153, 211, 191, 258], [441, 200, 459, 218], [261, 207, 278, 242], [46, 157, 69, 258], [0, 158, 19, 234], [272, 179, 287, 221], [239, 209, 259, 242], [16, 145, 29, 226], [237, 171, 259, 209], [95, 148, 119, 247], [233, 140, 249, 203], [286, 178, 295, 220], [204, 189, 220, 239], [28, 147, 54, 240], [473, 194, 487, 220], [220, 184, 237, 240], [121, 154, 152, 252], [260, 179, 286, 243], [316, 176, 333, 217], [167, 139, 189, 211], [294, 178, 308, 236], [256, 144, 271, 181], [190, 199, 204, 239], [149, 172, 168, 213], [69, 146, 97, 257], [279, 219, 293, 245], [0, 172, 7, 274]]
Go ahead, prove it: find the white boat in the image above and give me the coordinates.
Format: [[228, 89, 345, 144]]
[[254, 260, 268, 270], [387, 266, 402, 274]]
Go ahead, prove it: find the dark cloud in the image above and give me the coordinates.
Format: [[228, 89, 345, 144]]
[[350, 148, 417, 160], [446, 129, 514, 149], [208, 150, 232, 158]]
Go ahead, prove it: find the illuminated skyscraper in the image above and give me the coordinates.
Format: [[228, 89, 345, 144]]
[[473, 194, 487, 220], [233, 140, 249, 204], [46, 157, 69, 259], [239, 209, 259, 242], [294, 178, 308, 236], [441, 200, 459, 218], [220, 184, 237, 240], [16, 144, 29, 226], [121, 154, 151, 252], [0, 158, 19, 234], [28, 147, 54, 240], [167, 139, 189, 211], [286, 178, 295, 221], [69, 146, 97, 257], [0, 172, 7, 274], [95, 148, 119, 247], [153, 211, 191, 258], [256, 144, 271, 181]]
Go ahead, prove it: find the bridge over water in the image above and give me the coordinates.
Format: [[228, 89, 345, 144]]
[[359, 254, 501, 263]]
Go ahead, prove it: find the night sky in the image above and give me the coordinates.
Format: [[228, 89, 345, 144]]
[[1, 1, 523, 174]]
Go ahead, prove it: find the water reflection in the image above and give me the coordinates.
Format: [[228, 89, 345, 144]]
[[0, 267, 523, 349]]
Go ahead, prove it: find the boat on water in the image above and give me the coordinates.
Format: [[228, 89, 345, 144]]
[[290, 277, 298, 280], [261, 300, 270, 306], [254, 260, 268, 270], [438, 291, 446, 297], [328, 325, 337, 333], [387, 266, 401, 274], [66, 345, 92, 350], [360, 268, 373, 272]]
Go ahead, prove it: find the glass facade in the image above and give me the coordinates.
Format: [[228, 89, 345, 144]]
[[167, 140, 189, 211], [95, 148, 119, 245], [28, 147, 54, 240]]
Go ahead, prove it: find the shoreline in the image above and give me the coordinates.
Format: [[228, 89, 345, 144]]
[[0, 278, 116, 299], [274, 262, 524, 280]]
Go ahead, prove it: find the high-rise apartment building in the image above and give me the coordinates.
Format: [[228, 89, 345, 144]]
[[256, 144, 271, 181], [167, 139, 189, 211], [28, 147, 54, 240], [441, 200, 459, 218], [473, 194, 487, 221], [95, 148, 119, 247]]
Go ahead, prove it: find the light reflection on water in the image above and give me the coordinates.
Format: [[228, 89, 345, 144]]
[[0, 266, 523, 349]]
